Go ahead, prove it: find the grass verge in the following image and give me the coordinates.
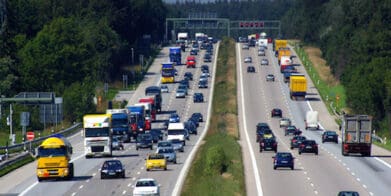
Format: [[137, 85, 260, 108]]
[[181, 37, 245, 196]]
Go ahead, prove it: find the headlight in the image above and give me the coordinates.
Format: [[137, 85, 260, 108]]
[[101, 169, 108, 173], [37, 169, 44, 175], [64, 168, 69, 175], [116, 169, 123, 172]]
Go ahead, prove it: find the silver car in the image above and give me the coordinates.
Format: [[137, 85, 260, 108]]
[[176, 89, 186, 98], [244, 57, 252, 63], [266, 74, 275, 82], [242, 44, 249, 50], [156, 147, 177, 164], [160, 85, 169, 93], [168, 139, 184, 152], [199, 75, 208, 82], [258, 50, 265, 56], [261, 59, 269, 65], [279, 118, 292, 128]]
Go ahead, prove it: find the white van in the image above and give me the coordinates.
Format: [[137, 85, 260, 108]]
[[305, 111, 319, 130], [167, 123, 186, 145]]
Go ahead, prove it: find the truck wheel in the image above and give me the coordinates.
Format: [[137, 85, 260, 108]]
[[68, 163, 74, 179], [37, 177, 43, 182]]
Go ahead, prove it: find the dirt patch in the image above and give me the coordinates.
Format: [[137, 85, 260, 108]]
[[304, 47, 339, 86], [222, 172, 232, 179], [224, 113, 238, 137]]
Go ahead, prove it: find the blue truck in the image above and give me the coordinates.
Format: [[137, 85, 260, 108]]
[[127, 106, 146, 139], [169, 47, 182, 66], [111, 112, 131, 142]]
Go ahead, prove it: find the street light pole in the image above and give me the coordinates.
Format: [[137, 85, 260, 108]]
[[131, 48, 134, 65]]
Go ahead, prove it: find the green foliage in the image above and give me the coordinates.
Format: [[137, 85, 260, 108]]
[[62, 79, 96, 122], [0, 154, 35, 177], [0, 57, 17, 96], [204, 145, 227, 175]]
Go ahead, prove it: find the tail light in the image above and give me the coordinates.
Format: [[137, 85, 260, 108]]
[[292, 139, 297, 143], [273, 143, 277, 146], [261, 143, 264, 146], [313, 145, 318, 148], [300, 144, 304, 148]]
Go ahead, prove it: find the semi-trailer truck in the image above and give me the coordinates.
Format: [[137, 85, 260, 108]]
[[83, 114, 113, 158], [145, 86, 162, 113], [169, 47, 181, 66], [341, 115, 372, 156], [107, 109, 131, 142]]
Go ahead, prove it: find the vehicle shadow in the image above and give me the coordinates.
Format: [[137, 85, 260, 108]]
[[152, 119, 167, 123], [305, 97, 321, 101], [113, 153, 140, 158], [71, 175, 93, 181], [368, 155, 391, 158], [159, 110, 176, 115], [145, 72, 156, 76]]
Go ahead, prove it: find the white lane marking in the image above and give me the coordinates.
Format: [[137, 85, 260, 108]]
[[71, 192, 77, 196], [363, 184, 367, 189], [314, 191, 318, 195], [347, 167, 350, 171], [172, 43, 220, 196], [79, 185, 84, 189], [357, 178, 361, 182], [237, 43, 264, 196], [374, 157, 391, 169], [86, 179, 90, 183], [122, 190, 127, 195], [128, 183, 132, 187]]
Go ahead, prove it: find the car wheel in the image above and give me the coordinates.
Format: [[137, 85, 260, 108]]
[[291, 166, 294, 170], [273, 166, 277, 170], [322, 140, 325, 143], [259, 148, 262, 152], [315, 152, 318, 155], [150, 146, 153, 150], [136, 147, 139, 151], [174, 160, 177, 164], [290, 146, 293, 150], [101, 175, 105, 179], [299, 151, 302, 155], [122, 173, 125, 178], [164, 167, 167, 170], [146, 168, 150, 171]]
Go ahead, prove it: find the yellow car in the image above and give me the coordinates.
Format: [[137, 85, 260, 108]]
[[263, 129, 274, 139], [146, 153, 167, 171]]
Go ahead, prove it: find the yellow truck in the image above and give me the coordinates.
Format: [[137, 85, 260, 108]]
[[289, 74, 307, 100], [278, 48, 291, 65], [273, 39, 288, 55], [36, 136, 74, 181], [145, 153, 167, 171]]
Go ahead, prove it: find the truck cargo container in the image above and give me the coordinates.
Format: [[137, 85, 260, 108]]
[[289, 74, 307, 100], [341, 115, 372, 156]]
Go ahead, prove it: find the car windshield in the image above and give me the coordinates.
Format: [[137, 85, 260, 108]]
[[158, 142, 171, 147], [326, 131, 337, 135], [136, 180, 156, 187], [149, 154, 164, 160], [159, 148, 174, 153], [138, 134, 152, 140], [102, 160, 122, 169], [277, 153, 292, 158], [169, 140, 182, 144]]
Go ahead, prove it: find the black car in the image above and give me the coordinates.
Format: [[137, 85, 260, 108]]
[[184, 120, 198, 135], [284, 125, 298, 136], [260, 137, 277, 152], [273, 152, 294, 170], [201, 69, 210, 77], [201, 65, 209, 72], [290, 135, 307, 149], [100, 160, 125, 179], [256, 123, 270, 142], [188, 117, 199, 127], [136, 133, 153, 150], [198, 80, 208, 88], [247, 66, 256, 73], [193, 92, 204, 103], [322, 131, 338, 143], [184, 72, 193, 81], [190, 49, 198, 55], [271, 108, 282, 118], [203, 54, 212, 62], [180, 79, 190, 88], [191, 113, 203, 122], [337, 191, 360, 196], [150, 129, 163, 143], [299, 140, 318, 155]]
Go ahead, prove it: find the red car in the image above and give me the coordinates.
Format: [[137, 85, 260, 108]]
[[186, 56, 196, 68], [271, 108, 282, 118]]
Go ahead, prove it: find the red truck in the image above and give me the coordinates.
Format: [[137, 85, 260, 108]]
[[186, 56, 196, 68], [139, 97, 157, 121]]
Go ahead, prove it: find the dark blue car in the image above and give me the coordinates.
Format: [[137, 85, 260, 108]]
[[273, 152, 294, 170]]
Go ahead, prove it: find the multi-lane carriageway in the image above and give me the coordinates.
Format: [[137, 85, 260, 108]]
[[0, 43, 218, 196], [2, 40, 391, 196], [237, 42, 391, 196]]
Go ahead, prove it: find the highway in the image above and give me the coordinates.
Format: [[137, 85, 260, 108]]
[[1, 43, 218, 196], [236, 42, 391, 196]]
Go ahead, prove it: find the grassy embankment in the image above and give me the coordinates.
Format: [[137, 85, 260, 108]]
[[0, 155, 35, 177], [292, 41, 391, 150], [181, 38, 245, 196]]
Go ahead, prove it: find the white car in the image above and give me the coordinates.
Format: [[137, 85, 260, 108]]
[[279, 118, 292, 128], [266, 74, 275, 82], [258, 50, 265, 56], [244, 57, 252, 63], [133, 178, 160, 196], [160, 85, 169, 93]]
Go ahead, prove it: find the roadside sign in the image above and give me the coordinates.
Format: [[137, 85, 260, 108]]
[[26, 131, 35, 141]]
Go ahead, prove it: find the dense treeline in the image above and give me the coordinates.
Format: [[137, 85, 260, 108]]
[[282, 0, 391, 135], [0, 0, 166, 124], [166, 0, 391, 134]]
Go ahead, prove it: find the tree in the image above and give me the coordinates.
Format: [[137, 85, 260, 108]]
[[0, 56, 17, 96]]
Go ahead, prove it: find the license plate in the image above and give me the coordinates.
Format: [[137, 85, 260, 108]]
[[281, 161, 288, 163], [109, 172, 115, 175], [49, 170, 57, 174], [306, 146, 312, 149], [328, 136, 333, 138]]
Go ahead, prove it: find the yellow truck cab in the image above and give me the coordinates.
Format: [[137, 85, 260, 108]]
[[145, 153, 167, 171], [36, 136, 74, 181]]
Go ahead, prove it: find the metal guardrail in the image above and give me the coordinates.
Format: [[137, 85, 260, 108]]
[[0, 152, 31, 172], [0, 123, 82, 152]]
